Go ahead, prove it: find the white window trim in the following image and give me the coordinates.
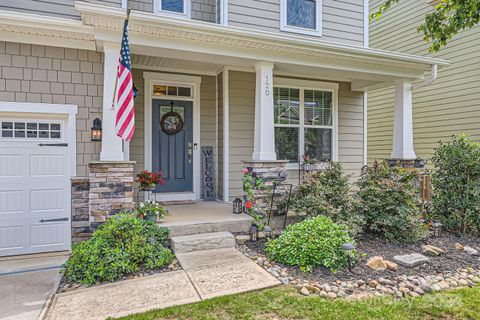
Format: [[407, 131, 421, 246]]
[[273, 78, 338, 169], [280, 0, 322, 37], [154, 0, 191, 19]]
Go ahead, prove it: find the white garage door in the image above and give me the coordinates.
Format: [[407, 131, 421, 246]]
[[0, 119, 71, 256]]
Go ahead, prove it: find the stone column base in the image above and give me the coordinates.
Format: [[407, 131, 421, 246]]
[[88, 161, 135, 231], [387, 158, 425, 169], [71, 177, 91, 242]]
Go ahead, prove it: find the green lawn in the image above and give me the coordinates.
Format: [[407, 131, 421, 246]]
[[117, 286, 480, 320]]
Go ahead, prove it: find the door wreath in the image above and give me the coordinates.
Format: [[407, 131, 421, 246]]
[[160, 101, 184, 135]]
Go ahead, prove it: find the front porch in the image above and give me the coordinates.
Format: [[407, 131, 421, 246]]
[[161, 201, 253, 236]]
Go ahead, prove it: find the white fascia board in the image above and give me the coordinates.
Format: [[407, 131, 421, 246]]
[[0, 31, 96, 50], [123, 9, 449, 69]]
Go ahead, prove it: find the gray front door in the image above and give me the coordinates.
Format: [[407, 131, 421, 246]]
[[152, 99, 193, 192]]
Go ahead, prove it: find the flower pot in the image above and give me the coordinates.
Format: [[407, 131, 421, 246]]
[[141, 183, 156, 191], [145, 214, 157, 223]]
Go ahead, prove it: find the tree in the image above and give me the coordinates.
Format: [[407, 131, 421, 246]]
[[371, 0, 480, 52]]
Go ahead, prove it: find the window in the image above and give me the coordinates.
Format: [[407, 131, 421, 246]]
[[1, 121, 62, 140], [280, 0, 322, 36], [274, 86, 334, 163], [153, 84, 192, 98], [157, 0, 191, 18]]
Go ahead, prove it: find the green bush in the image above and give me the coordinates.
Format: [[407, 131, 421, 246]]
[[431, 134, 480, 234], [266, 216, 355, 272], [63, 212, 174, 285], [353, 161, 427, 243], [286, 162, 364, 235]]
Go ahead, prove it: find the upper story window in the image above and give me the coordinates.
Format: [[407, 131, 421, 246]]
[[156, 0, 191, 19], [280, 0, 322, 36]]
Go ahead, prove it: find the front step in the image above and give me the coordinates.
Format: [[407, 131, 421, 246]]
[[163, 217, 252, 237], [171, 231, 235, 254]]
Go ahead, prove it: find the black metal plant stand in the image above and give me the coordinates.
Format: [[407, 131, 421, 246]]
[[266, 182, 293, 229]]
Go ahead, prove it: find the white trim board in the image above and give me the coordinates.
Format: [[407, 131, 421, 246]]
[[222, 67, 230, 202], [143, 71, 202, 200]]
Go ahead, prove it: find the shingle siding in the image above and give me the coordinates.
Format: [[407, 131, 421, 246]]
[[368, 0, 480, 163], [0, 41, 103, 176]]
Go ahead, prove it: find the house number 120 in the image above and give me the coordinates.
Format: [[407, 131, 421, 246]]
[[264, 76, 270, 96]]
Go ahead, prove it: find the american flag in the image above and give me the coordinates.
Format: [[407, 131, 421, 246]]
[[115, 19, 135, 142]]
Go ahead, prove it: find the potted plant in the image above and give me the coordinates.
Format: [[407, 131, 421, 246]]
[[135, 170, 165, 191], [136, 201, 169, 223]]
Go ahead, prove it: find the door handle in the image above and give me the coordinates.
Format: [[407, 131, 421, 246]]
[[187, 143, 193, 164], [39, 217, 69, 223]]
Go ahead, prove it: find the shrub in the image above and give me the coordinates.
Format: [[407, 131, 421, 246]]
[[430, 134, 480, 234], [266, 216, 355, 272], [286, 162, 364, 235], [353, 161, 427, 243], [63, 212, 174, 285]]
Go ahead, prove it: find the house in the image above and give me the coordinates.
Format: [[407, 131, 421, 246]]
[[0, 0, 447, 257], [368, 0, 479, 163]]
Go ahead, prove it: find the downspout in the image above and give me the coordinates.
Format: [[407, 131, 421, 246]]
[[423, 64, 438, 85]]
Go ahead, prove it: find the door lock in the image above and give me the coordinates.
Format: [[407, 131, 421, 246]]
[[187, 143, 193, 164]]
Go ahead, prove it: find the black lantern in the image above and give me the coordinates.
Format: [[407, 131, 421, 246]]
[[233, 198, 243, 214], [342, 243, 355, 273], [91, 118, 102, 141], [264, 225, 273, 239], [249, 224, 258, 242], [431, 221, 442, 237], [133, 85, 138, 99]]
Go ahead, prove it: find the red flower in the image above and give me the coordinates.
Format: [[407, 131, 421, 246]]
[[246, 201, 253, 209], [242, 168, 249, 174]]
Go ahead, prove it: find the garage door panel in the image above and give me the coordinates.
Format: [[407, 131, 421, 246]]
[[0, 154, 23, 177], [0, 190, 24, 215], [30, 154, 66, 177], [30, 223, 67, 248], [30, 189, 66, 213], [0, 225, 23, 250]]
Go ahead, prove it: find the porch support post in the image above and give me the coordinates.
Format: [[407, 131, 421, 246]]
[[391, 80, 416, 160], [252, 62, 276, 161], [100, 42, 124, 161]]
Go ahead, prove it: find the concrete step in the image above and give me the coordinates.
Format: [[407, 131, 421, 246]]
[[163, 216, 252, 237], [171, 232, 235, 254]]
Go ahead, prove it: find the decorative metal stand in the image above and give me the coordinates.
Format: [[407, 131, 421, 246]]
[[266, 182, 293, 229]]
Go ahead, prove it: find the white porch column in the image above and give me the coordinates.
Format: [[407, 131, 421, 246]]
[[252, 62, 276, 161], [100, 42, 124, 161], [391, 80, 417, 159]]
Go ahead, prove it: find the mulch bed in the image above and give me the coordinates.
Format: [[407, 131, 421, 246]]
[[245, 232, 480, 284]]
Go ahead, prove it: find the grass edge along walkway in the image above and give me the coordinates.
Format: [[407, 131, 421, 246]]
[[116, 285, 480, 320]]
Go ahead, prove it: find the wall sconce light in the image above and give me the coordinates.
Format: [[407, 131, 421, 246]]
[[91, 118, 102, 141]]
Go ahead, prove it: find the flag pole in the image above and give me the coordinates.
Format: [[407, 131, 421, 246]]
[[111, 8, 131, 111]]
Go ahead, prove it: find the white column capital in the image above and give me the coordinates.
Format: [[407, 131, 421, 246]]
[[100, 44, 124, 161], [252, 62, 276, 161], [391, 80, 416, 160]]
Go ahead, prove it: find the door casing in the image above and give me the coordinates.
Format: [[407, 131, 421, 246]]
[[143, 72, 201, 201]]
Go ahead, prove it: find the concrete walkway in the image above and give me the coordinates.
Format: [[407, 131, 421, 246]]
[[46, 248, 280, 320], [0, 254, 67, 320]]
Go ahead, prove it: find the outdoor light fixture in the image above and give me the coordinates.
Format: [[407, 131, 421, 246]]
[[342, 243, 355, 273], [249, 224, 258, 242], [91, 118, 102, 141], [233, 198, 243, 214], [431, 221, 443, 237], [264, 225, 273, 239]]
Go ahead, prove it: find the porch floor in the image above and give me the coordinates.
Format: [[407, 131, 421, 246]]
[[161, 201, 253, 237]]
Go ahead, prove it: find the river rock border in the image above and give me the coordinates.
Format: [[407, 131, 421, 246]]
[[237, 244, 480, 299]]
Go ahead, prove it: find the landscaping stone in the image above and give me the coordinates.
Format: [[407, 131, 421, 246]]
[[369, 280, 379, 288], [437, 281, 450, 290], [327, 292, 337, 299], [235, 235, 250, 244], [393, 253, 429, 268], [455, 243, 464, 252], [300, 287, 310, 296], [422, 245, 445, 256], [366, 256, 387, 271], [384, 260, 399, 271], [463, 246, 479, 256]]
